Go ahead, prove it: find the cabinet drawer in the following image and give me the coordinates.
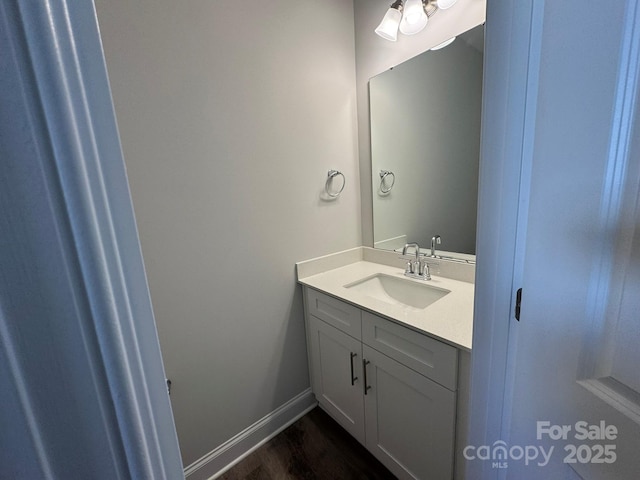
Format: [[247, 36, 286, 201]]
[[362, 311, 457, 391], [306, 288, 361, 339]]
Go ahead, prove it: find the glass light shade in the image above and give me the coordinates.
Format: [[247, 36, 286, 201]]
[[399, 0, 428, 35], [375, 7, 402, 41], [437, 0, 458, 9], [431, 36, 456, 50]]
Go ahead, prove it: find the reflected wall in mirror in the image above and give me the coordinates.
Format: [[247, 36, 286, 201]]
[[370, 24, 484, 260]]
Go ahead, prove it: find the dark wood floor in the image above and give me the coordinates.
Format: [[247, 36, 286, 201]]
[[219, 407, 396, 479]]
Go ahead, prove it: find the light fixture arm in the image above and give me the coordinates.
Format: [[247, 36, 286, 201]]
[[390, 0, 404, 12], [424, 0, 439, 18]]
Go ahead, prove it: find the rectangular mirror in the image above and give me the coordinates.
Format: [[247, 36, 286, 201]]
[[369, 24, 484, 262]]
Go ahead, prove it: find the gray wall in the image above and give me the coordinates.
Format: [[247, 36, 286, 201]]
[[354, 0, 485, 246], [95, 0, 361, 467]]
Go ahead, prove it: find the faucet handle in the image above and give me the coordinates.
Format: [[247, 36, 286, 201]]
[[398, 256, 416, 273], [425, 260, 440, 275], [421, 263, 432, 280], [404, 261, 413, 274]]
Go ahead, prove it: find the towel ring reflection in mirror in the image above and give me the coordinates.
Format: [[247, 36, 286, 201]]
[[325, 170, 345, 198], [379, 170, 395, 194]]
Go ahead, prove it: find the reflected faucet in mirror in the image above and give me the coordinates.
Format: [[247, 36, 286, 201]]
[[430, 235, 441, 257]]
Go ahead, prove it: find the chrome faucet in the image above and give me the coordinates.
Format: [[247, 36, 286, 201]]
[[402, 242, 420, 274], [430, 235, 441, 257], [402, 242, 420, 259], [401, 243, 432, 280]]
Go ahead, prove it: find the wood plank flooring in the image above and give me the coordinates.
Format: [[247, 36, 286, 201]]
[[219, 407, 396, 479]]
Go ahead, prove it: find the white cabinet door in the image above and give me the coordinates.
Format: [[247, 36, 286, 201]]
[[363, 345, 456, 480], [308, 315, 365, 444]]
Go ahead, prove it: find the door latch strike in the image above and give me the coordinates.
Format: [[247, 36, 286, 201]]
[[515, 288, 522, 321]]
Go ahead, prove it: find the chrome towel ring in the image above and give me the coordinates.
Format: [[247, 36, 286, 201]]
[[379, 170, 395, 194], [325, 170, 345, 198]]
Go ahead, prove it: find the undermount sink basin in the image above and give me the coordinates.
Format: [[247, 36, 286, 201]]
[[344, 273, 450, 309]]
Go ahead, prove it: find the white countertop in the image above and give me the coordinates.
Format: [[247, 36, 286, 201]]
[[297, 259, 474, 351]]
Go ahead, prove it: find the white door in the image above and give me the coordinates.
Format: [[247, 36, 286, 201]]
[[497, 1, 640, 478]]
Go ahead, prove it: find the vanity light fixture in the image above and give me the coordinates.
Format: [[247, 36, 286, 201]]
[[375, 0, 453, 42], [399, 0, 428, 35], [374, 0, 404, 41]]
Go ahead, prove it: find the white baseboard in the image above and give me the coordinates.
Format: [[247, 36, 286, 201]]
[[184, 389, 317, 480]]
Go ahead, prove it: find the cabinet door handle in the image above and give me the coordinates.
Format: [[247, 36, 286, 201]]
[[350, 352, 358, 385], [363, 359, 371, 395]]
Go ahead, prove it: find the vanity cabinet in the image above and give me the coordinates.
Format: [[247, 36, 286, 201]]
[[304, 288, 457, 480]]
